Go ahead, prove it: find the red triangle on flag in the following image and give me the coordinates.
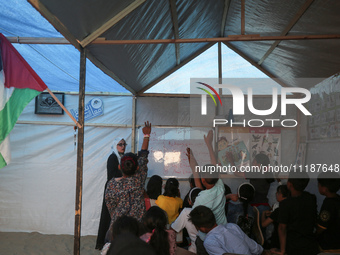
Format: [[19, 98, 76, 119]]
[[0, 33, 47, 92]]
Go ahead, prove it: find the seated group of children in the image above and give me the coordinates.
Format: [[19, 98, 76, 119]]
[[102, 127, 340, 255], [105, 161, 340, 255]]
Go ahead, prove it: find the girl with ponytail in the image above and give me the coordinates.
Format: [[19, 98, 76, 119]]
[[140, 206, 176, 255], [227, 182, 256, 237]]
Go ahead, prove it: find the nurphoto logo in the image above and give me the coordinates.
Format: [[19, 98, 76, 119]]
[[195, 80, 312, 128]]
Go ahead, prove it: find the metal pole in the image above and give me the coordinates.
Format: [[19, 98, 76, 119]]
[[131, 96, 137, 153], [216, 42, 223, 159], [74, 47, 86, 255], [217, 42, 223, 116]]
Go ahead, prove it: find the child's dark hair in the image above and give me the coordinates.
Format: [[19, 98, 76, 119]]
[[147, 175, 163, 199], [189, 205, 216, 229], [318, 172, 340, 193], [189, 187, 202, 204], [142, 206, 170, 255], [200, 164, 219, 185], [254, 153, 270, 166], [120, 152, 139, 176], [254, 153, 274, 183], [107, 233, 156, 255], [163, 178, 179, 197], [189, 174, 195, 188], [288, 171, 309, 192], [238, 183, 255, 217], [204, 177, 219, 185], [277, 184, 289, 198], [111, 215, 140, 240], [224, 184, 232, 195]]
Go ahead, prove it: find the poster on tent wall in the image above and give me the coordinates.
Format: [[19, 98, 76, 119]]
[[308, 92, 340, 140], [35, 92, 64, 115], [217, 127, 251, 171], [249, 127, 281, 167]]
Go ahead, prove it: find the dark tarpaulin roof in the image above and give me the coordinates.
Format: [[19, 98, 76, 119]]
[[3, 0, 340, 94]]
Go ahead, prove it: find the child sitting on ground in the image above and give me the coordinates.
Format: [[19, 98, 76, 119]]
[[189, 205, 264, 255], [316, 172, 340, 251], [227, 182, 256, 237], [171, 187, 202, 253], [156, 178, 183, 224], [145, 175, 163, 210], [186, 147, 227, 225], [183, 174, 200, 208], [140, 206, 176, 255], [101, 215, 140, 255], [274, 171, 319, 255], [105, 122, 151, 230], [261, 185, 289, 250], [186, 146, 227, 255]]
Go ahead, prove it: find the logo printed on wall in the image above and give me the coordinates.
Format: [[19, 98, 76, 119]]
[[70, 97, 104, 121]]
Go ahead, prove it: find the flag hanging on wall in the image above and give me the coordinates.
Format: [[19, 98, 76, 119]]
[[0, 33, 47, 168]]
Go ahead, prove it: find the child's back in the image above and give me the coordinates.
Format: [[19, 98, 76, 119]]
[[317, 172, 340, 250], [189, 205, 263, 255], [227, 182, 255, 237], [193, 178, 227, 225], [155, 178, 183, 224], [140, 206, 176, 255], [278, 191, 318, 254], [262, 184, 289, 249], [317, 194, 340, 249]]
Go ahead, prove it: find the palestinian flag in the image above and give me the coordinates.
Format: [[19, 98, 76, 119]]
[[0, 33, 47, 168]]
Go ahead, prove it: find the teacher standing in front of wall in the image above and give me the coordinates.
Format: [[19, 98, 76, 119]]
[[95, 137, 127, 250]]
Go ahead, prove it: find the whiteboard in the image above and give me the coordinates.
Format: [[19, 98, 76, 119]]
[[137, 127, 211, 178]]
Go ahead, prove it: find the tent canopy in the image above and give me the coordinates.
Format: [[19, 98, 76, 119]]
[[1, 0, 340, 94]]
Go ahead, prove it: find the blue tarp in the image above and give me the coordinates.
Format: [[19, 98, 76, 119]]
[[0, 0, 128, 93]]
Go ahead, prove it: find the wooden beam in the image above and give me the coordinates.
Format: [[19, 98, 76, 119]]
[[131, 96, 137, 153], [46, 88, 82, 128], [138, 93, 298, 98], [73, 47, 86, 255], [27, 0, 80, 50], [80, 0, 146, 47], [136, 42, 215, 95], [221, 0, 231, 37], [217, 42, 223, 116], [168, 0, 181, 65], [297, 110, 301, 152], [258, 0, 314, 65], [7, 37, 69, 44], [218, 42, 222, 85], [89, 34, 340, 44], [241, 0, 245, 35], [7, 33, 340, 45], [224, 42, 291, 89]]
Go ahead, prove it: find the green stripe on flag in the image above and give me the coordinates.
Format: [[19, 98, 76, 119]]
[[0, 152, 7, 168], [0, 88, 41, 144]]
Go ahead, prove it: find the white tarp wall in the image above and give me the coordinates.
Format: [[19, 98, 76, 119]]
[[303, 75, 340, 210], [0, 94, 299, 235]]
